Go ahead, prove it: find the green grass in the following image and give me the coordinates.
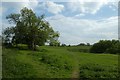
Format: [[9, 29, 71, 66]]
[[2, 45, 119, 79], [0, 46, 2, 79]]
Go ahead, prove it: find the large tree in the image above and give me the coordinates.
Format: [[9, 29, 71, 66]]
[[3, 7, 59, 50]]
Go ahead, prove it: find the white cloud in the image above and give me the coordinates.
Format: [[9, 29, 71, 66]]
[[0, 7, 2, 13], [108, 2, 118, 11], [75, 13, 85, 17], [66, 0, 119, 15], [2, 0, 119, 2], [67, 0, 109, 14], [46, 15, 118, 45], [39, 1, 64, 14], [0, 7, 2, 17], [2, 0, 118, 15], [2, 0, 38, 2], [1, 0, 39, 35], [2, 0, 38, 13], [28, 0, 39, 9], [0, 2, 3, 17], [1, 0, 118, 43]]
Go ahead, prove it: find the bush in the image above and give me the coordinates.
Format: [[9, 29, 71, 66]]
[[61, 44, 66, 47], [106, 42, 120, 54], [78, 43, 86, 46], [90, 40, 119, 54], [49, 41, 60, 46]]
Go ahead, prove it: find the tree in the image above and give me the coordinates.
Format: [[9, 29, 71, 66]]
[[87, 43, 90, 46], [61, 44, 66, 47], [2, 27, 14, 47], [78, 43, 86, 46], [106, 41, 120, 54], [3, 7, 60, 50], [49, 30, 60, 46], [90, 40, 119, 54]]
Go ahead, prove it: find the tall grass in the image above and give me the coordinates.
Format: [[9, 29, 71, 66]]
[[79, 63, 118, 78], [2, 45, 119, 78]]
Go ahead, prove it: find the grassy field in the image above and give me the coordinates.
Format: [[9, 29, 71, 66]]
[[0, 46, 2, 79], [2, 45, 119, 79]]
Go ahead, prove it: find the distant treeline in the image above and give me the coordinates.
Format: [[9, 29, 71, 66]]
[[60, 40, 120, 54], [90, 40, 120, 54], [54, 43, 91, 47]]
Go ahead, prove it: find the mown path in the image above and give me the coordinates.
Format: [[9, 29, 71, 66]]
[[71, 61, 79, 79], [70, 52, 80, 79]]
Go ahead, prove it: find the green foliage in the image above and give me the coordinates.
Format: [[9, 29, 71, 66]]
[[78, 43, 86, 46], [3, 7, 60, 50], [2, 48, 36, 78], [79, 63, 118, 78], [2, 27, 14, 47], [49, 31, 60, 46], [61, 44, 66, 47], [15, 44, 29, 50], [40, 53, 72, 70], [49, 40, 60, 46], [106, 42, 120, 54], [90, 40, 120, 54], [77, 43, 91, 46]]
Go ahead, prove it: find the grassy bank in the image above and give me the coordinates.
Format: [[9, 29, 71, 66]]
[[2, 46, 119, 78]]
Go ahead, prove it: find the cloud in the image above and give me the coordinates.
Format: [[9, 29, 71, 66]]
[[108, 2, 118, 11], [2, 0, 39, 13], [2, 0, 118, 15], [0, 6, 2, 17], [67, 0, 109, 15], [0, 7, 2, 13], [1, 0, 118, 44], [2, 0, 39, 2], [1, 0, 39, 35], [27, 0, 39, 9], [46, 15, 118, 45], [65, 0, 119, 15], [75, 13, 85, 17], [39, 1, 64, 14]]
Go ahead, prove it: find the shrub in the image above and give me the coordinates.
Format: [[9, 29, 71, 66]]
[[61, 44, 66, 47], [90, 40, 119, 54], [106, 42, 120, 54], [78, 43, 86, 46], [49, 41, 60, 46]]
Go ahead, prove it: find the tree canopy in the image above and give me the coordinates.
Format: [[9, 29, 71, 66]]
[[90, 40, 120, 54], [3, 7, 60, 50]]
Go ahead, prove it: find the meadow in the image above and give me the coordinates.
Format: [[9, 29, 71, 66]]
[[2, 45, 119, 79]]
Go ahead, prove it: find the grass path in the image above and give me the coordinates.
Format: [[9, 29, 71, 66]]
[[71, 60, 79, 79], [70, 52, 80, 79]]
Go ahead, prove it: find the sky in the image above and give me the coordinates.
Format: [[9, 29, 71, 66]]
[[0, 0, 119, 45]]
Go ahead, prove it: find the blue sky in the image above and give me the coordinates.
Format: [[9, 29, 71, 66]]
[[0, 0, 119, 45]]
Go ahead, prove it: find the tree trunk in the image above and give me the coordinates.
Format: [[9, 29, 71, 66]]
[[31, 40, 36, 51]]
